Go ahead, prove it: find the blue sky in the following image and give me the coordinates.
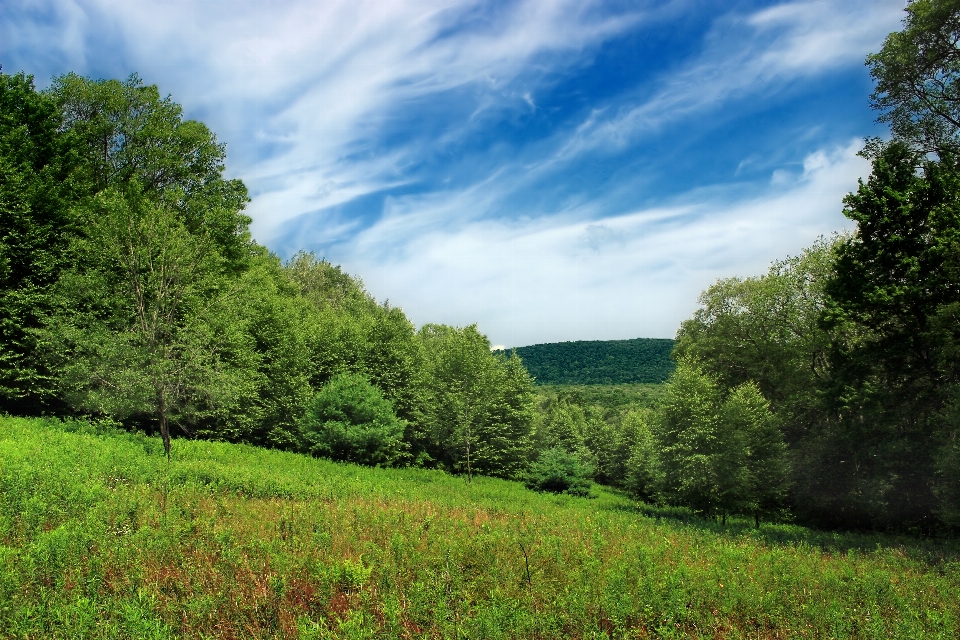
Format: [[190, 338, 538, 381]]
[[3, 0, 904, 347]]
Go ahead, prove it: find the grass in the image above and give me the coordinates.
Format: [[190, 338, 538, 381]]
[[1, 415, 959, 638]]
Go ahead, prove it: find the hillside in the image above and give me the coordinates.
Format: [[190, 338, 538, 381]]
[[506, 338, 675, 385], [2, 415, 958, 639]]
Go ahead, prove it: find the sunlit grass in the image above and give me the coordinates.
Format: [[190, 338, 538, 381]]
[[1, 415, 958, 638]]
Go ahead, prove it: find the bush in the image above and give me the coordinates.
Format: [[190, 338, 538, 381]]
[[299, 373, 406, 466], [525, 447, 593, 497]]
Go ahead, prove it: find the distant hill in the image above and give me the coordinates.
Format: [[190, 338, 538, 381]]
[[502, 338, 676, 385]]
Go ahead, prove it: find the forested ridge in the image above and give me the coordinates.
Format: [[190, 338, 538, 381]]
[[4, 0, 960, 536], [503, 338, 675, 384]]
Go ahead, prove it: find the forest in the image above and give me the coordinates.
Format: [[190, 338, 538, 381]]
[[3, 0, 960, 536], [504, 338, 675, 385]]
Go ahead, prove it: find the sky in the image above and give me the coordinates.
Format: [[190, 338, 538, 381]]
[[3, 0, 906, 348]]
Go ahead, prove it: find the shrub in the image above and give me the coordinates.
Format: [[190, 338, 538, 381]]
[[525, 447, 593, 497], [299, 373, 406, 466]]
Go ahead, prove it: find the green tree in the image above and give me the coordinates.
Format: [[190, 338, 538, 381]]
[[722, 383, 790, 526], [474, 351, 536, 480], [285, 252, 429, 458], [299, 372, 405, 467], [219, 254, 317, 451], [819, 141, 960, 529], [538, 398, 588, 455], [53, 188, 255, 458], [623, 409, 660, 502], [673, 237, 838, 443], [419, 325, 534, 480], [653, 362, 724, 516], [419, 324, 492, 480], [525, 447, 593, 497], [868, 0, 960, 155], [651, 363, 787, 523], [35, 73, 258, 458], [0, 71, 82, 414]]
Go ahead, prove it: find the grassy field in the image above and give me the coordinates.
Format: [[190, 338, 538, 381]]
[[1, 416, 959, 639]]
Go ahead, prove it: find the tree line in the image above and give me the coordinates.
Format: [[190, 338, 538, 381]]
[[3, 0, 959, 534], [504, 338, 675, 385], [0, 70, 538, 478], [621, 0, 960, 533]]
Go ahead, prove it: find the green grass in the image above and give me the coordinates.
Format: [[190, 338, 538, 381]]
[[2, 416, 959, 638]]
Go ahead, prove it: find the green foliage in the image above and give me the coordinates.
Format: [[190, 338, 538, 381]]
[[524, 447, 594, 496], [419, 325, 535, 480], [723, 382, 791, 524], [508, 337, 675, 385], [868, 0, 960, 155], [653, 362, 724, 516], [3, 415, 960, 638], [299, 372, 405, 467], [674, 237, 838, 439], [285, 252, 428, 450], [650, 363, 789, 523], [50, 186, 254, 458], [0, 71, 81, 414], [811, 140, 960, 530], [537, 397, 589, 454], [536, 382, 666, 412], [623, 409, 661, 501]]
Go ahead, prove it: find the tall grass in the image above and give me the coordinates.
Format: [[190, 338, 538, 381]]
[[1, 415, 958, 638]]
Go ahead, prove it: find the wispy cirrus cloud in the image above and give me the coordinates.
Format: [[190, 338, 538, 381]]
[[338, 139, 868, 344], [553, 1, 902, 162], [2, 0, 904, 345]]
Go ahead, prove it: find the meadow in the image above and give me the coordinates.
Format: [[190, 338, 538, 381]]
[[1, 415, 958, 639]]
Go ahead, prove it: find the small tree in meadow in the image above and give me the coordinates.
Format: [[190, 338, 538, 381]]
[[525, 447, 594, 497], [299, 372, 405, 467]]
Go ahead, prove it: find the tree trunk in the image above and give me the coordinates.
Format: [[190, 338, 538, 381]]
[[159, 388, 171, 461], [466, 425, 472, 483]]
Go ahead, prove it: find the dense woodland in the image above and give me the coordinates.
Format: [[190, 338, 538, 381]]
[[504, 338, 675, 384], [3, 0, 960, 534]]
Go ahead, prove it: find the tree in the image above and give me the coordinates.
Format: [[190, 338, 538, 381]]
[[721, 383, 790, 526], [36, 73, 258, 459], [525, 447, 593, 497], [418, 325, 535, 480], [538, 397, 589, 456], [673, 237, 839, 444], [53, 188, 254, 459], [819, 141, 960, 529], [475, 351, 536, 480], [623, 409, 660, 502], [419, 324, 493, 480], [299, 372, 405, 467], [0, 71, 82, 414], [868, 0, 960, 155], [653, 362, 724, 517], [285, 252, 429, 460], [48, 73, 252, 268], [650, 363, 788, 523]]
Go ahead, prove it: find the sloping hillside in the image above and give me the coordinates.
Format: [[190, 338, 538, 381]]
[[506, 338, 675, 384], [2, 416, 958, 638]]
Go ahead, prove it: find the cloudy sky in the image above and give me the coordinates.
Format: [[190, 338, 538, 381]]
[[3, 0, 904, 347]]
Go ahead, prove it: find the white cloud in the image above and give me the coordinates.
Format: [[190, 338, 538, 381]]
[[1, 1, 894, 345], [554, 0, 902, 161], [340, 140, 868, 346], [2, 0, 644, 241]]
